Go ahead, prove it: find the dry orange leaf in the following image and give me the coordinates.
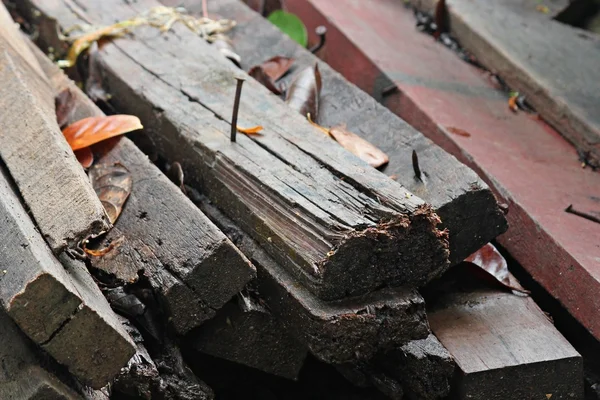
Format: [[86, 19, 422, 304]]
[[88, 163, 133, 225], [329, 125, 389, 168], [62, 115, 143, 151], [446, 126, 472, 137], [75, 147, 94, 168], [237, 125, 264, 135], [508, 93, 519, 112], [83, 236, 125, 257]]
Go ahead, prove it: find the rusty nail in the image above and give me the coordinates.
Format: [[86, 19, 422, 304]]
[[230, 77, 245, 143], [309, 26, 327, 54]]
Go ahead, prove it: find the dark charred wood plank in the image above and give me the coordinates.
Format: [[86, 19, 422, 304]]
[[412, 0, 600, 168], [178, 0, 508, 266], [0, 165, 135, 388], [0, 3, 110, 254], [196, 195, 430, 365], [428, 287, 583, 400], [21, 0, 450, 301], [190, 292, 308, 380], [31, 42, 256, 335]]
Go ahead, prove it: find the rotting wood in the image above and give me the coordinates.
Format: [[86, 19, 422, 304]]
[[195, 195, 430, 365], [190, 291, 308, 380], [194, 0, 508, 266], [21, 0, 451, 301], [375, 334, 454, 400], [412, 0, 600, 168], [0, 164, 135, 389], [428, 286, 583, 400], [0, 3, 110, 254], [0, 310, 82, 400], [31, 42, 256, 335]]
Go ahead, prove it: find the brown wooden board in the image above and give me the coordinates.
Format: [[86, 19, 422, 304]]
[[21, 0, 451, 301], [0, 310, 82, 400], [0, 3, 110, 253], [32, 44, 256, 335], [170, 0, 509, 266], [0, 165, 135, 388], [196, 196, 430, 365], [191, 293, 308, 380], [428, 288, 583, 399], [413, 0, 600, 168]]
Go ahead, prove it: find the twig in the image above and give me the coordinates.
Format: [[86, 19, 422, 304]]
[[230, 77, 245, 142]]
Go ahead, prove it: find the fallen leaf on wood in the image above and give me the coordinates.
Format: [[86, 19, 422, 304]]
[[75, 147, 94, 168], [211, 33, 241, 67], [286, 64, 322, 121], [237, 125, 264, 135], [508, 92, 519, 112], [261, 56, 294, 81], [89, 163, 133, 224], [83, 235, 125, 257], [62, 115, 143, 151], [446, 127, 472, 137], [329, 125, 389, 168], [267, 10, 308, 47], [536, 4, 550, 13], [307, 115, 388, 168], [464, 243, 530, 294], [249, 65, 283, 95]]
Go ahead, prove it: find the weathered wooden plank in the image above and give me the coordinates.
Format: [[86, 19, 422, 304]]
[[178, 0, 508, 266], [22, 0, 451, 301], [0, 310, 82, 400], [428, 288, 583, 399], [191, 292, 308, 380], [375, 334, 454, 400], [412, 0, 600, 168], [196, 196, 430, 365], [286, 0, 600, 344], [31, 42, 256, 334], [0, 165, 135, 388], [0, 3, 110, 253]]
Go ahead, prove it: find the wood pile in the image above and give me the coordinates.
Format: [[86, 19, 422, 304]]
[[0, 0, 582, 398]]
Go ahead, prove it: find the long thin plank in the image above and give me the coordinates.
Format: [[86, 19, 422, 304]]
[[0, 4, 109, 253], [21, 0, 450, 301], [0, 310, 82, 400], [284, 0, 600, 343], [197, 196, 430, 365], [185, 0, 508, 266], [429, 289, 583, 399], [413, 0, 600, 168], [0, 165, 135, 388], [33, 45, 256, 335]]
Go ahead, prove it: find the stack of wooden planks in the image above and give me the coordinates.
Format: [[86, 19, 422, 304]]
[[0, 0, 583, 398]]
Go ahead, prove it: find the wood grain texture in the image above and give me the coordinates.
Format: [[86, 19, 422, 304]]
[[0, 3, 110, 253], [32, 43, 256, 335], [0, 166, 135, 389], [413, 0, 600, 168], [22, 0, 451, 300], [191, 294, 308, 380], [197, 197, 430, 365], [167, 0, 508, 266], [429, 289, 583, 400]]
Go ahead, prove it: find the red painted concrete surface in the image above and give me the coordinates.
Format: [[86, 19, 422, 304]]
[[286, 0, 600, 339]]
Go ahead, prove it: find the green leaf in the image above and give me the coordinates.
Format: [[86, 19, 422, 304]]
[[267, 10, 308, 47]]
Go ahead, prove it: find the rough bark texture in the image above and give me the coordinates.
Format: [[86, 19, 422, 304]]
[[0, 165, 135, 389], [190, 292, 308, 380], [21, 0, 451, 301], [197, 195, 430, 365], [31, 42, 256, 334], [182, 0, 508, 267], [0, 3, 110, 253]]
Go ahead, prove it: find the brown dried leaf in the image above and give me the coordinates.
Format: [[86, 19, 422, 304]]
[[286, 64, 322, 122], [84, 236, 125, 257], [465, 243, 530, 294], [446, 126, 471, 137], [329, 125, 389, 168], [249, 65, 283, 95], [89, 163, 132, 224], [62, 115, 143, 151], [75, 147, 94, 168], [261, 56, 294, 81]]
